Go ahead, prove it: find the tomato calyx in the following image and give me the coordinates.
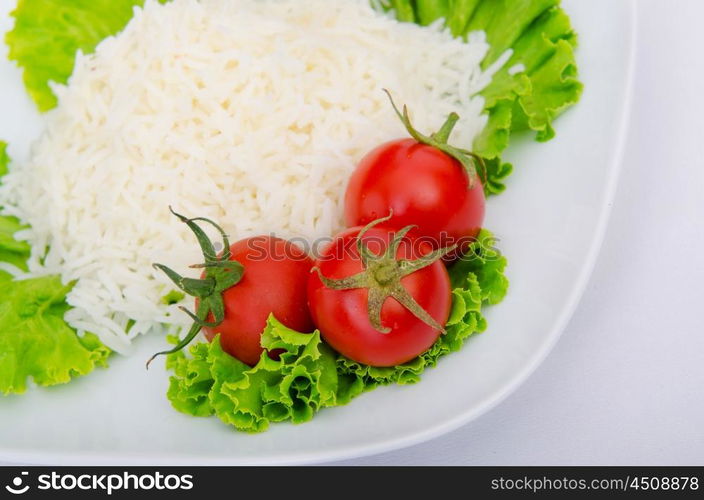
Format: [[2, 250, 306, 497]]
[[312, 213, 456, 334], [383, 89, 488, 188], [146, 207, 243, 369]]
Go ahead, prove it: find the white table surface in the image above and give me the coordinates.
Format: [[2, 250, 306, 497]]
[[335, 0, 704, 465]]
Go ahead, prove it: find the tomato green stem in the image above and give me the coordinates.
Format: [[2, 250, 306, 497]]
[[313, 214, 456, 334], [146, 209, 243, 369], [431, 112, 460, 144], [145, 304, 208, 369], [382, 89, 488, 188]]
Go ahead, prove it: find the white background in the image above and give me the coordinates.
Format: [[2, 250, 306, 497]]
[[335, 0, 704, 465]]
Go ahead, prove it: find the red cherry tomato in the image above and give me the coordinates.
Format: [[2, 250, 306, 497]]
[[200, 236, 314, 366], [307, 225, 451, 367], [344, 137, 485, 254]]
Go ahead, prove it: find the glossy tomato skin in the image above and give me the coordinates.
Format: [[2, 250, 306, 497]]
[[200, 236, 314, 366], [307, 226, 451, 367], [344, 138, 485, 253]]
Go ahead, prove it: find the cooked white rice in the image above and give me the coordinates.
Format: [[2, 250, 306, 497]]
[[0, 0, 507, 353]]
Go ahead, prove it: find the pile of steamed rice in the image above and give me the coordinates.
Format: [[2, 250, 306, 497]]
[[0, 0, 508, 353]]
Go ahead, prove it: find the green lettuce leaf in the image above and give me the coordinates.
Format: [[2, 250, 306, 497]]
[[0, 275, 110, 395], [458, 0, 583, 156], [0, 141, 110, 395], [167, 230, 508, 431], [167, 317, 340, 432], [0, 140, 8, 177], [415, 0, 449, 25], [504, 6, 581, 142], [385, 0, 416, 22], [0, 215, 29, 272], [482, 157, 514, 196], [5, 0, 158, 111]]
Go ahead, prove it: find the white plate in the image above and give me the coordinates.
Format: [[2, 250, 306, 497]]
[[0, 0, 635, 464]]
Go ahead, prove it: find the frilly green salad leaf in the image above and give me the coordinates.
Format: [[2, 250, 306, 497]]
[[0, 276, 110, 395], [5, 0, 162, 111], [463, 0, 583, 158], [0, 141, 8, 176], [167, 231, 508, 431], [0, 214, 29, 274], [166, 317, 340, 432], [0, 141, 110, 394]]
